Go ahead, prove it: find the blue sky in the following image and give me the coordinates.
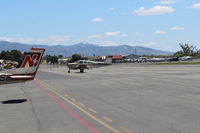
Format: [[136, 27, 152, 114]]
[[0, 0, 200, 52]]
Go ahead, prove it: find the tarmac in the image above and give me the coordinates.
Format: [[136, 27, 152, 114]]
[[0, 63, 200, 133]]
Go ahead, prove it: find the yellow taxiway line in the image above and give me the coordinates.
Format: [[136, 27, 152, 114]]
[[102, 116, 113, 122], [35, 78, 121, 133]]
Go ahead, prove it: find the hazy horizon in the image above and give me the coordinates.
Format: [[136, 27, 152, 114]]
[[0, 40, 173, 52]]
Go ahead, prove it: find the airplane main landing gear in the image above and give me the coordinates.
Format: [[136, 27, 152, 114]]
[[80, 68, 84, 73]]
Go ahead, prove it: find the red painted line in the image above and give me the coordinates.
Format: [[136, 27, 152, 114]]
[[32, 81, 100, 133]]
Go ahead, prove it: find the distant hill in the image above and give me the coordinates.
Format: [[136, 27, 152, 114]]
[[0, 41, 173, 56]]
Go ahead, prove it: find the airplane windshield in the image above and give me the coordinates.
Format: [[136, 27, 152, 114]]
[[76, 60, 84, 64], [76, 60, 93, 64]]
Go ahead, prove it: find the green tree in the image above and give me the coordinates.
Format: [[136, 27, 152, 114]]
[[45, 55, 51, 63], [10, 50, 23, 62], [44, 55, 58, 64], [51, 55, 58, 64], [58, 55, 63, 58], [5, 51, 14, 61], [71, 54, 82, 62], [0, 51, 7, 59], [174, 43, 199, 57], [180, 43, 193, 55]]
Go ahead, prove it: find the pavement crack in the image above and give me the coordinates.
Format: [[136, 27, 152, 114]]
[[20, 83, 42, 131]]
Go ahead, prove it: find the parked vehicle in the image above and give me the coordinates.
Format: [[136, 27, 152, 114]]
[[167, 57, 179, 62]]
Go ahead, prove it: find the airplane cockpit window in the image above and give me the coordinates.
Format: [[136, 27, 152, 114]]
[[87, 61, 93, 64], [75, 60, 94, 64], [78, 61, 84, 64]]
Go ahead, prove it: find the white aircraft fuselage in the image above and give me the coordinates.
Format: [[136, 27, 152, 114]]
[[67, 58, 112, 73]]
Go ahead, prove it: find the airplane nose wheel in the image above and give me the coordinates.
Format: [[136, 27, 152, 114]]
[[68, 70, 70, 73]]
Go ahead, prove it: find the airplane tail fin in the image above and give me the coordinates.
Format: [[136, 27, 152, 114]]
[[104, 58, 112, 64], [7, 48, 45, 80]]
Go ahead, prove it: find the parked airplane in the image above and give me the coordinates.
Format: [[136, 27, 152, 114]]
[[150, 57, 166, 62], [0, 48, 45, 85], [179, 56, 192, 61], [67, 58, 112, 73]]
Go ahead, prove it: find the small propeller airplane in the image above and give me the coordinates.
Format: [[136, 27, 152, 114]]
[[67, 58, 112, 73], [0, 48, 45, 85]]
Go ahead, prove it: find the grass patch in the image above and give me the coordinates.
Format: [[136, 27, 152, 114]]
[[150, 62, 200, 65]]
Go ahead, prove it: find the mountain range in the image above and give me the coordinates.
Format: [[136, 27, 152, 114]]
[[0, 41, 172, 56]]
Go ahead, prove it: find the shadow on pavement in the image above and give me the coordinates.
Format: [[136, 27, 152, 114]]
[[1, 99, 27, 104]]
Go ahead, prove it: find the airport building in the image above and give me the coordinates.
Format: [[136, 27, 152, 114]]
[[107, 55, 123, 63]]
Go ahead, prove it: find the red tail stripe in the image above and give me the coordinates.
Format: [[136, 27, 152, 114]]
[[8, 77, 34, 81]]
